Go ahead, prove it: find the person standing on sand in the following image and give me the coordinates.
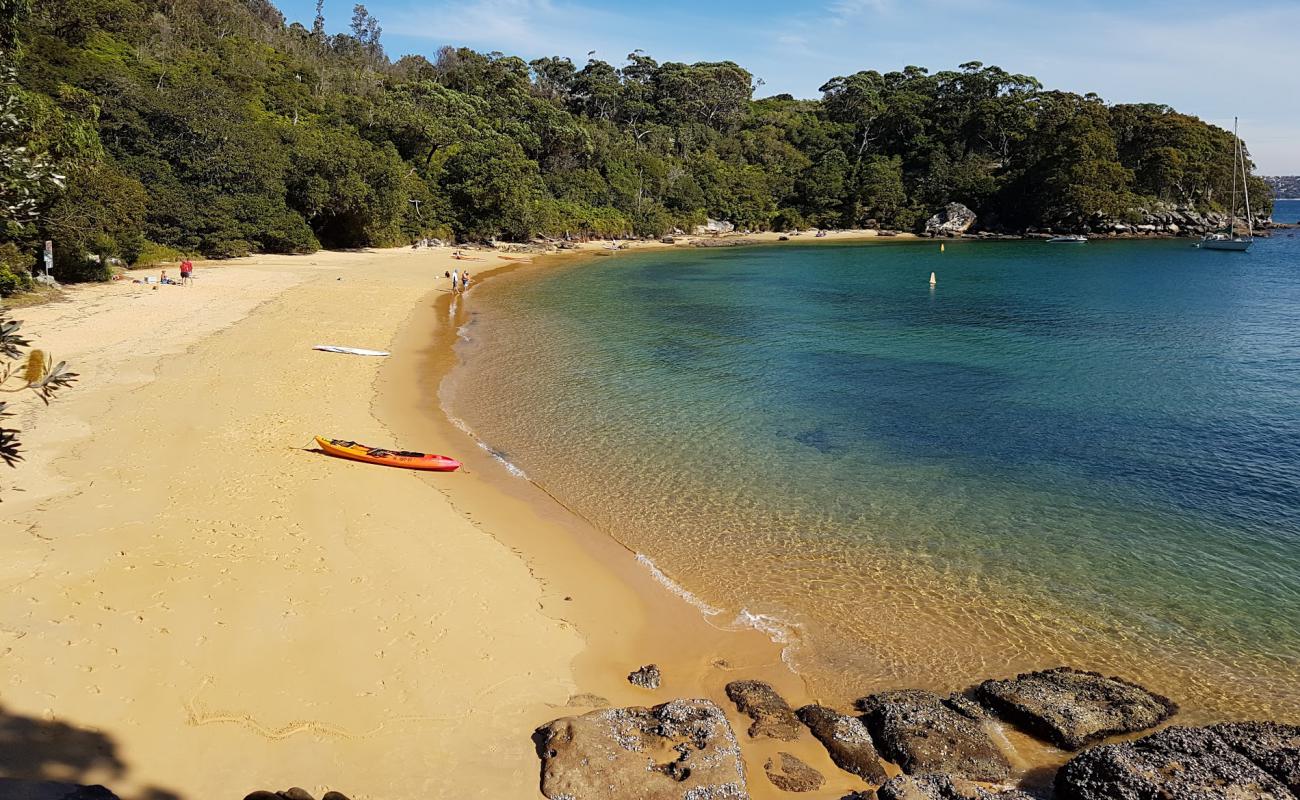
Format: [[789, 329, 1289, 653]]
[[451, 269, 460, 292], [180, 259, 193, 285], [461, 271, 471, 291]]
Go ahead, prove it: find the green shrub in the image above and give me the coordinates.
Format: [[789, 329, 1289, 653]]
[[0, 243, 35, 296], [130, 240, 186, 267], [203, 239, 251, 259]]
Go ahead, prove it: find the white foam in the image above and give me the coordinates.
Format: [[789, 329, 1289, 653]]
[[731, 608, 797, 645], [445, 413, 529, 480], [456, 323, 471, 342], [635, 553, 723, 616]]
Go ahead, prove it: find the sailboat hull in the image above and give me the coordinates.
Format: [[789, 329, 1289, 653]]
[[1199, 239, 1252, 251]]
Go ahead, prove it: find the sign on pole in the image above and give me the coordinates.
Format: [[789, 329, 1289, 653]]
[[43, 240, 53, 276]]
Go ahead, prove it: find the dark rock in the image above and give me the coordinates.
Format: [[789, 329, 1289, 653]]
[[1055, 725, 1293, 800], [0, 781, 121, 800], [1209, 721, 1300, 793], [320, 794, 350, 800], [764, 752, 824, 792], [725, 681, 801, 741], [278, 790, 315, 800], [974, 666, 1177, 750], [795, 704, 887, 783], [660, 237, 677, 244], [924, 203, 977, 237], [856, 690, 1010, 782], [535, 698, 748, 800], [876, 774, 1034, 800], [61, 788, 119, 800], [244, 794, 279, 800], [628, 664, 662, 690]]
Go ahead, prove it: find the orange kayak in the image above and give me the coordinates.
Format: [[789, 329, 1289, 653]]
[[315, 436, 461, 471]]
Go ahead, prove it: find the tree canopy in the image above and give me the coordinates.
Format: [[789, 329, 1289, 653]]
[[0, 0, 1273, 290]]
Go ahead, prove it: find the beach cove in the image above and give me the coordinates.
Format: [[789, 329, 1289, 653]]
[[0, 239, 879, 800]]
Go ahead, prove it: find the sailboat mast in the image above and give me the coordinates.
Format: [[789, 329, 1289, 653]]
[[1229, 117, 1239, 236], [1239, 121, 1254, 239]]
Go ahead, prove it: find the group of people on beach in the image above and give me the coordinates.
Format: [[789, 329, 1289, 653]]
[[446, 268, 471, 293]]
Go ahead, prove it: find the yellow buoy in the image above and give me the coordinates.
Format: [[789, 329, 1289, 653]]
[[941, 242, 945, 252]]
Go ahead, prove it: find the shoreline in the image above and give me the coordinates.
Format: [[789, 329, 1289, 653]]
[[424, 238, 1299, 724]]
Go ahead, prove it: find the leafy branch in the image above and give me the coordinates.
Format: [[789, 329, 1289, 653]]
[[0, 312, 77, 471]]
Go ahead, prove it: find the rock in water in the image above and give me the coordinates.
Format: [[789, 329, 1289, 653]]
[[876, 774, 1035, 800], [794, 704, 886, 783], [763, 752, 824, 792], [535, 698, 748, 800], [724, 681, 801, 741], [1209, 721, 1300, 793], [1056, 725, 1296, 800], [975, 667, 1177, 750], [628, 664, 662, 690], [924, 203, 977, 237], [856, 690, 1010, 782]]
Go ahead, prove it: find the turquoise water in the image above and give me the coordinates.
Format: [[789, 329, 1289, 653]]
[[446, 233, 1300, 719]]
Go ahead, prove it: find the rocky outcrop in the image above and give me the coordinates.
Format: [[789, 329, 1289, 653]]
[[693, 218, 736, 235], [628, 664, 662, 690], [795, 704, 887, 783], [763, 752, 824, 792], [1055, 724, 1299, 800], [535, 699, 748, 800], [875, 774, 1034, 800], [924, 203, 977, 237], [975, 667, 1177, 750], [724, 681, 801, 741], [1209, 722, 1300, 794], [856, 690, 1010, 782], [691, 238, 758, 247]]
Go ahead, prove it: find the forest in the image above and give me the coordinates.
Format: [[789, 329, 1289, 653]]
[[0, 0, 1274, 291]]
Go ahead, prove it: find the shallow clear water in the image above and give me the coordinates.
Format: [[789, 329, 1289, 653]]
[[445, 234, 1300, 720]]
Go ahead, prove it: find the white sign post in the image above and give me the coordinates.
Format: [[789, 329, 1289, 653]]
[[37, 240, 55, 285]]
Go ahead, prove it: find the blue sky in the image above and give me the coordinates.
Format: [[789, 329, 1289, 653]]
[[280, 0, 1299, 173]]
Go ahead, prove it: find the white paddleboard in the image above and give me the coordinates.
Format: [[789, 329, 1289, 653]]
[[313, 345, 390, 357]]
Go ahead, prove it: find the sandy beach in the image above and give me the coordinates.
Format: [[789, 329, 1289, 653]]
[[0, 237, 911, 800]]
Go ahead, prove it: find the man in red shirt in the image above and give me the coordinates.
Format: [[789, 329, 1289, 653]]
[[180, 259, 193, 285]]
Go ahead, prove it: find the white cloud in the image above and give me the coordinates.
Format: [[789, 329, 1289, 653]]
[[389, 0, 633, 57], [828, 0, 892, 21]]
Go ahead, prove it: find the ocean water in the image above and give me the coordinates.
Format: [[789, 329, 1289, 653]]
[[444, 233, 1300, 720]]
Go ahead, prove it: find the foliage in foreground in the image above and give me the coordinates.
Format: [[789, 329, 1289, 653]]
[[0, 310, 76, 479], [0, 0, 1274, 289]]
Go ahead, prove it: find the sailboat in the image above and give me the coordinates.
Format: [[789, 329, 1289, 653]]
[[1199, 117, 1254, 252]]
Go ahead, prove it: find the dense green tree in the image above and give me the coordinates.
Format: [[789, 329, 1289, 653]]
[[0, 0, 1272, 295]]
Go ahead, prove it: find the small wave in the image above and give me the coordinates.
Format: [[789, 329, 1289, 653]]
[[445, 413, 529, 479], [456, 323, 471, 342], [730, 608, 806, 671], [635, 554, 723, 616], [731, 608, 799, 645]]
